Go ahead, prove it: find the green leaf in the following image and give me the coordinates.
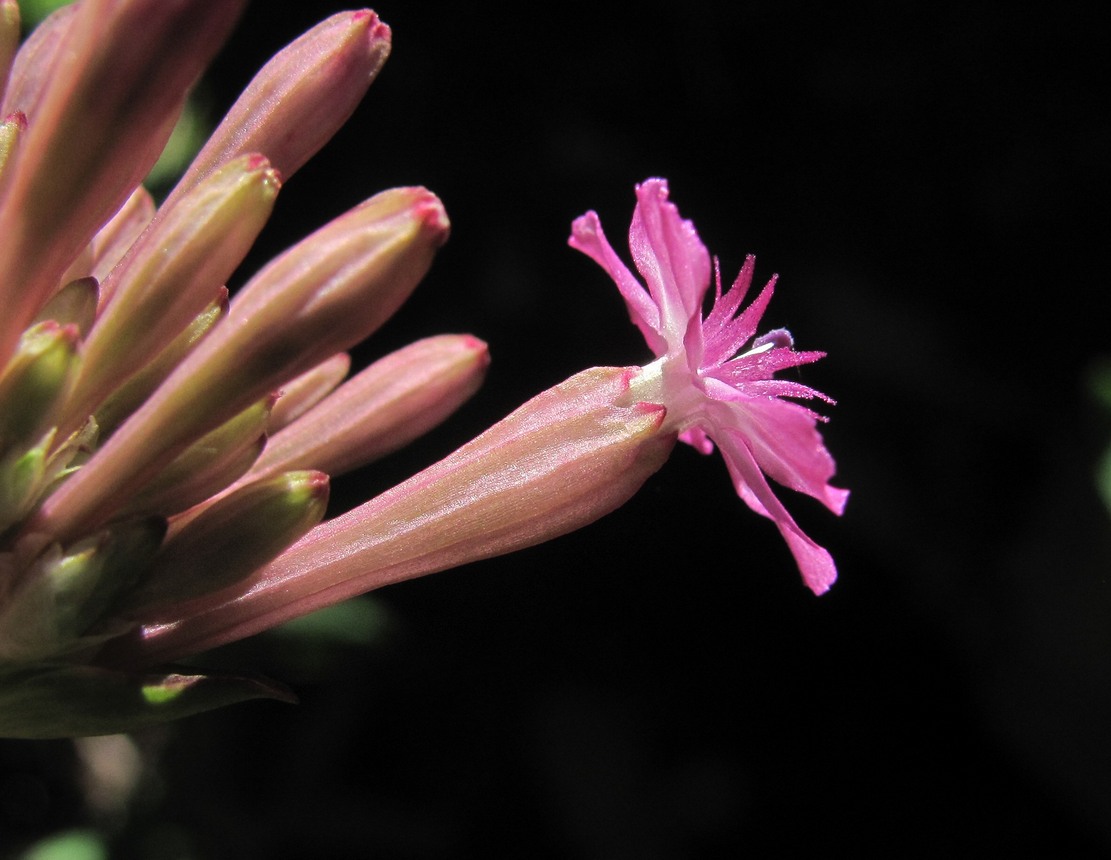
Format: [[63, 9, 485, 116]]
[[18, 830, 107, 860], [0, 663, 295, 738]]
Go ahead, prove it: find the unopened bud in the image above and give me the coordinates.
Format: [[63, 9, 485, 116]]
[[0, 0, 248, 364], [251, 334, 489, 481], [0, 518, 163, 663], [36, 187, 448, 543], [33, 277, 98, 338], [268, 353, 351, 433], [122, 396, 274, 519], [124, 471, 329, 621], [92, 289, 228, 438], [171, 10, 391, 200], [0, 439, 46, 534], [0, 321, 80, 450], [71, 154, 281, 424]]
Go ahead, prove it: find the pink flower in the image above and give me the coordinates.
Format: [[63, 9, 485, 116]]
[[570, 179, 848, 594]]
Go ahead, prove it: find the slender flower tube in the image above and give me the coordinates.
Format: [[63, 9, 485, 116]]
[[121, 368, 675, 665], [63, 155, 282, 428], [243, 335, 490, 483]]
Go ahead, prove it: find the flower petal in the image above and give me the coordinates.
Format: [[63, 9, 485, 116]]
[[716, 428, 839, 595], [569, 210, 664, 354], [703, 381, 848, 515], [629, 179, 710, 356], [702, 272, 778, 368]]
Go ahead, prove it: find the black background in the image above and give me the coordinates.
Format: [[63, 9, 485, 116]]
[[3, 1, 1110, 856]]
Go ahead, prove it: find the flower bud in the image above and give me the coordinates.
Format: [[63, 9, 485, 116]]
[[0, 518, 163, 664], [35, 187, 449, 543], [68, 154, 281, 426], [92, 289, 228, 438], [0, 321, 80, 451], [123, 471, 329, 622], [250, 334, 489, 481], [170, 10, 391, 202], [267, 353, 351, 433], [120, 396, 274, 519], [126, 367, 676, 663], [0, 439, 46, 534]]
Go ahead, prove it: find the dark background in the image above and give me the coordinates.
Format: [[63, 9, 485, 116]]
[[3, 1, 1111, 856]]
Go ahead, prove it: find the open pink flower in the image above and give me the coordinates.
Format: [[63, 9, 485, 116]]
[[570, 179, 848, 594]]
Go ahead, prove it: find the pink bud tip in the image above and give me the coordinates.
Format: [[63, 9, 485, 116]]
[[304, 470, 330, 498], [243, 153, 282, 188], [461, 335, 492, 369], [352, 9, 391, 41], [414, 195, 450, 246], [31, 320, 80, 345], [4, 111, 27, 129]]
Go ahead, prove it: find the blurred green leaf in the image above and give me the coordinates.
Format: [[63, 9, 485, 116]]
[[271, 596, 392, 648], [18, 830, 107, 860], [20, 0, 74, 28]]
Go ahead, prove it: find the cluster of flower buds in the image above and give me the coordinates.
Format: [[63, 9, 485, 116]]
[[0, 2, 844, 739]]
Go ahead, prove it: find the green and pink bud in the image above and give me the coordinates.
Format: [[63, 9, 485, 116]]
[[0, 321, 80, 452], [247, 334, 490, 483], [267, 353, 352, 433], [66, 154, 281, 427], [170, 10, 391, 202], [122, 471, 329, 623], [33, 186, 450, 543]]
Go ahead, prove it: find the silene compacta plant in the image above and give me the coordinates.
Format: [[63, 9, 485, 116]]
[[0, 1, 846, 738]]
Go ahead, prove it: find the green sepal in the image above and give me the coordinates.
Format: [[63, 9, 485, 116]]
[[0, 320, 81, 450], [0, 662, 295, 738]]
